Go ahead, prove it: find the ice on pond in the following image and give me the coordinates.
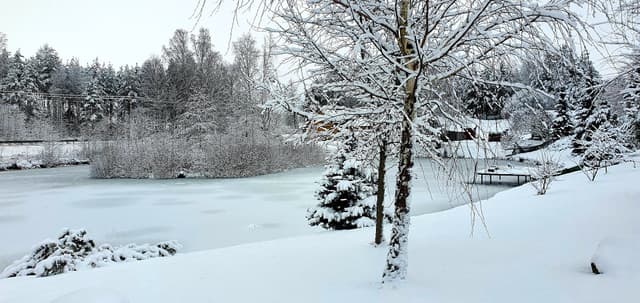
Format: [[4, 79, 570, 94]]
[[0, 158, 528, 270]]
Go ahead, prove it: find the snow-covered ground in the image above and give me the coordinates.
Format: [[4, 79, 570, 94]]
[[440, 140, 507, 159], [1, 161, 637, 302], [0, 158, 522, 270], [509, 137, 578, 168], [0, 142, 87, 168]]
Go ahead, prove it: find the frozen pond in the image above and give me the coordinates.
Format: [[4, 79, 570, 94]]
[[0, 158, 529, 269]]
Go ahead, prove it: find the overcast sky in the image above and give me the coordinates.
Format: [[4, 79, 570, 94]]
[[0, 0, 257, 67], [0, 0, 623, 77]]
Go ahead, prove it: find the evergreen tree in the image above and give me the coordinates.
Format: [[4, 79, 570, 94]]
[[32, 44, 61, 93], [462, 63, 513, 118], [0, 33, 9, 83], [51, 58, 86, 131], [81, 59, 106, 126], [0, 51, 39, 118], [523, 46, 581, 110], [307, 137, 376, 230], [550, 90, 573, 139], [574, 97, 613, 154], [622, 49, 640, 146], [117, 65, 142, 117], [572, 51, 602, 154]]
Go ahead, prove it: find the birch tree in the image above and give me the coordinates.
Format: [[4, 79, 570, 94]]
[[201, 0, 595, 283]]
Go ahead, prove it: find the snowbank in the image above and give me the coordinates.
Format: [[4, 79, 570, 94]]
[[1, 229, 180, 278], [509, 137, 578, 168], [0, 142, 88, 170], [590, 236, 640, 276], [1, 162, 637, 302]]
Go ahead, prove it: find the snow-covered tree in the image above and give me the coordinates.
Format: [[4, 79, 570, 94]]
[[203, 0, 596, 282], [50, 58, 86, 131], [502, 90, 553, 142], [0, 51, 39, 118], [140, 56, 168, 118], [463, 63, 514, 118], [81, 60, 106, 126], [176, 88, 217, 141], [163, 29, 196, 119], [621, 49, 640, 146], [117, 65, 142, 117], [32, 44, 61, 93], [0, 33, 9, 83], [579, 122, 630, 181], [551, 90, 573, 139], [232, 33, 261, 138], [307, 137, 376, 230], [572, 52, 603, 154]]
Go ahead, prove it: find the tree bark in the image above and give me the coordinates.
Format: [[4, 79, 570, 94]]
[[374, 141, 387, 245], [383, 0, 418, 283]]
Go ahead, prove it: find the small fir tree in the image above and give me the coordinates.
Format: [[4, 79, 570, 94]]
[[307, 138, 376, 230], [550, 90, 573, 139]]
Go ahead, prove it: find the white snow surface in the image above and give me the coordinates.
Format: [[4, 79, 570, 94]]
[[1, 162, 638, 302], [0, 142, 87, 168], [0, 159, 518, 270], [590, 236, 640, 276], [510, 137, 578, 168]]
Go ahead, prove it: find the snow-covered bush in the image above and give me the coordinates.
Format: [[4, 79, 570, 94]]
[[307, 140, 377, 230], [502, 91, 553, 145], [0, 103, 63, 141], [578, 124, 631, 181], [90, 133, 324, 179], [1, 229, 180, 278], [90, 136, 187, 179], [38, 141, 61, 168], [529, 151, 562, 195]]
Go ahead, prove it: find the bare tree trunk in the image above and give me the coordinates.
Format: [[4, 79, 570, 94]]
[[374, 141, 387, 245], [383, 0, 418, 283]]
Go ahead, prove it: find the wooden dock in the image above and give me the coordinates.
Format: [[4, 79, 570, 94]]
[[476, 166, 532, 185]]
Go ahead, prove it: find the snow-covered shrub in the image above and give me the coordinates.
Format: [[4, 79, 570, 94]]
[[307, 140, 377, 230], [502, 91, 553, 144], [199, 136, 325, 178], [1, 229, 180, 278], [38, 141, 61, 168], [578, 124, 631, 181], [0, 104, 62, 141], [90, 132, 324, 179], [529, 151, 562, 195], [0, 104, 28, 140]]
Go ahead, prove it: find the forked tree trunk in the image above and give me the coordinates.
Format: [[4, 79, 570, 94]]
[[374, 141, 387, 245], [382, 0, 419, 283]]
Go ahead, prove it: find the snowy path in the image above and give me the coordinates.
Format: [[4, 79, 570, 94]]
[[0, 159, 521, 269]]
